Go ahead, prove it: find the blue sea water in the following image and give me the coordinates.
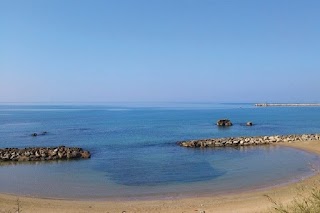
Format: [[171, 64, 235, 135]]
[[0, 103, 320, 199]]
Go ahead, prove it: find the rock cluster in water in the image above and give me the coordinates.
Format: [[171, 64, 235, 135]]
[[31, 131, 48, 137], [0, 146, 91, 162], [216, 119, 233, 126], [179, 134, 320, 148]]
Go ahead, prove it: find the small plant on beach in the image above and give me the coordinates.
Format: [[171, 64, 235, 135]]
[[265, 186, 320, 213], [15, 198, 22, 213]]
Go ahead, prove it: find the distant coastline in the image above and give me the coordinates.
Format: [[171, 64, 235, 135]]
[[255, 103, 320, 107]]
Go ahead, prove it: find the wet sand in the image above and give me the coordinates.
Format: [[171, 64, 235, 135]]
[[1, 140, 320, 213]]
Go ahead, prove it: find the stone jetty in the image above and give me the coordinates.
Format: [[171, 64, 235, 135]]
[[179, 134, 320, 148], [255, 103, 320, 107], [0, 146, 91, 162]]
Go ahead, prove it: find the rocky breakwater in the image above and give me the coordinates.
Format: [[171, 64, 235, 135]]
[[0, 146, 91, 162], [179, 134, 320, 148]]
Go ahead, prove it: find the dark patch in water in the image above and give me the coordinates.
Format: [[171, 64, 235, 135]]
[[100, 159, 225, 186]]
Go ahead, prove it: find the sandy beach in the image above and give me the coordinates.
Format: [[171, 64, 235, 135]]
[[1, 140, 320, 213]]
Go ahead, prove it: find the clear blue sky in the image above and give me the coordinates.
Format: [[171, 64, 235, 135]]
[[1, 0, 320, 103]]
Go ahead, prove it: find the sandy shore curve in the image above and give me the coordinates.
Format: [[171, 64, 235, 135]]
[[1, 140, 320, 213]]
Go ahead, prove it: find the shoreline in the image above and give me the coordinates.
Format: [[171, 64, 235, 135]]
[[0, 140, 320, 212]]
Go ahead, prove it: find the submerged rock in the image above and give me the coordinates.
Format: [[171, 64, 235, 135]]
[[39, 131, 48, 135], [31, 131, 48, 137]]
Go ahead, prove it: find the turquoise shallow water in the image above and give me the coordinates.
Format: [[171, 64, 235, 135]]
[[0, 103, 320, 199]]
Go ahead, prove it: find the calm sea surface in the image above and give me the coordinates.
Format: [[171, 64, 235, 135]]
[[0, 103, 320, 199]]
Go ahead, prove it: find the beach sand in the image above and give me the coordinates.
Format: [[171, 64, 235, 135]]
[[1, 140, 320, 213]]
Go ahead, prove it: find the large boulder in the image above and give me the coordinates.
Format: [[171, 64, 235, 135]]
[[216, 119, 233, 126]]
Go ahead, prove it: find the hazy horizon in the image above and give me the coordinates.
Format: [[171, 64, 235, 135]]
[[1, 0, 320, 103], [1, 101, 320, 108]]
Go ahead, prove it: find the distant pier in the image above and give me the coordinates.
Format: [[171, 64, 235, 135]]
[[255, 103, 320, 107]]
